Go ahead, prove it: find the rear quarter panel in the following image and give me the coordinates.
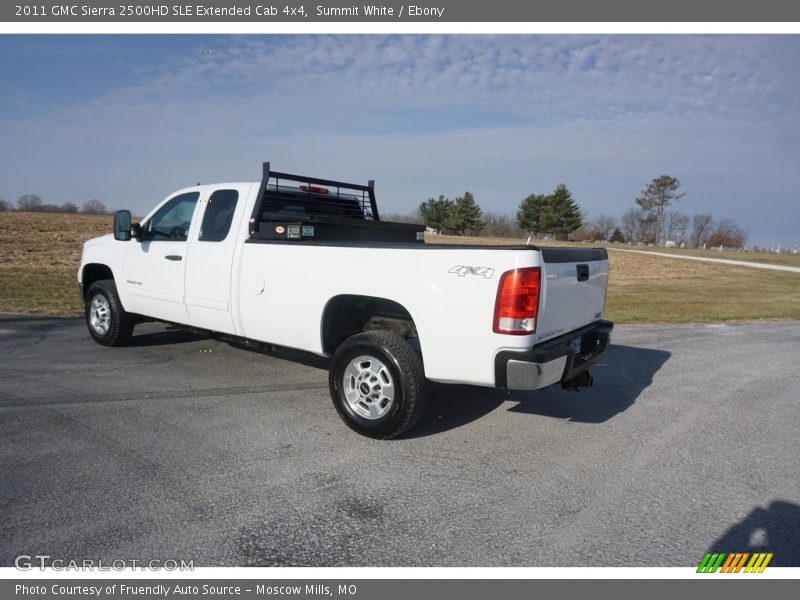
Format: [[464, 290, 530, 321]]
[[237, 243, 542, 386]]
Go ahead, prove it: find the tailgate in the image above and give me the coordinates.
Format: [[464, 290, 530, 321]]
[[534, 247, 609, 344]]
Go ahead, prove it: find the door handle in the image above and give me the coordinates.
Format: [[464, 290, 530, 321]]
[[164, 255, 183, 261]]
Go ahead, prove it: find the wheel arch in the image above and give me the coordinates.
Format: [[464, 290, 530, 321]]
[[320, 294, 420, 356], [81, 263, 115, 299]]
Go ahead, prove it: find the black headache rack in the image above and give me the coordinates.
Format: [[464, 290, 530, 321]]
[[249, 162, 425, 244]]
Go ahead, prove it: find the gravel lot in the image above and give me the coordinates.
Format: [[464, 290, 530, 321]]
[[1, 316, 798, 566]]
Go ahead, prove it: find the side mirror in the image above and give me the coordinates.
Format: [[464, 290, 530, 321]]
[[113, 210, 132, 241]]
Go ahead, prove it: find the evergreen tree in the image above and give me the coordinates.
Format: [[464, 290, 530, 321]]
[[609, 227, 625, 243], [446, 191, 484, 236], [418, 195, 453, 231], [516, 193, 548, 236], [541, 184, 582, 240]]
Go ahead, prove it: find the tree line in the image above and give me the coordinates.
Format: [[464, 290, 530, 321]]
[[412, 183, 583, 241], [574, 176, 747, 249], [0, 194, 108, 215], [405, 174, 748, 250], [4, 178, 750, 250]]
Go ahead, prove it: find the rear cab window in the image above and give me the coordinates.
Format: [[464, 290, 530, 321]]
[[199, 189, 239, 242]]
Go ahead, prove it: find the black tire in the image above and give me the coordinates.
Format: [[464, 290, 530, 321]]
[[329, 330, 428, 439], [85, 279, 134, 346]]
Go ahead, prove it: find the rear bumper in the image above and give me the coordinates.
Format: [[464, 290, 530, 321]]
[[495, 320, 613, 390]]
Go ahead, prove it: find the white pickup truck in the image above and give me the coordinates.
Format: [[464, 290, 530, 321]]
[[79, 163, 613, 438]]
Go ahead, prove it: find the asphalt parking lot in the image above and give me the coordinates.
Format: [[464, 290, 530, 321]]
[[1, 316, 798, 567]]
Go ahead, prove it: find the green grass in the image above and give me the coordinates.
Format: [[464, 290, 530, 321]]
[[0, 270, 84, 315], [604, 270, 800, 323]]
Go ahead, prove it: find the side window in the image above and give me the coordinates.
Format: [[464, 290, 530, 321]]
[[146, 192, 199, 241], [199, 189, 239, 242]]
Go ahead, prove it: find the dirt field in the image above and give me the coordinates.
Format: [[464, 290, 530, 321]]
[[1, 213, 799, 322], [0, 212, 111, 314]]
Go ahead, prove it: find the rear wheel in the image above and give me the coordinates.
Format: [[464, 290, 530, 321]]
[[329, 330, 428, 439], [85, 280, 134, 346]]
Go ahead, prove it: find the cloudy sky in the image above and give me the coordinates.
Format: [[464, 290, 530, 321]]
[[1, 35, 799, 246]]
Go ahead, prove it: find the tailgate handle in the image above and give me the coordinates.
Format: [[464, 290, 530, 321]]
[[576, 264, 589, 282], [164, 255, 183, 261]]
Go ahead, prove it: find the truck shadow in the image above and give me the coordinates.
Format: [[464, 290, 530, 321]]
[[506, 344, 671, 423], [127, 325, 209, 347], [406, 344, 670, 437], [707, 500, 800, 566]]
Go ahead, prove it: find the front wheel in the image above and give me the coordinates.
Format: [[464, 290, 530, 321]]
[[85, 279, 134, 346], [329, 330, 428, 439]]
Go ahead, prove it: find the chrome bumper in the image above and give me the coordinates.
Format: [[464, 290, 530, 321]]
[[495, 320, 613, 391]]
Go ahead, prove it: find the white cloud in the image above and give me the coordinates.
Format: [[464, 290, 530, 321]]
[[1, 35, 799, 246]]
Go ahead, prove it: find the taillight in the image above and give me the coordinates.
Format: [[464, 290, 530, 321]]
[[493, 267, 540, 335], [300, 184, 329, 194]]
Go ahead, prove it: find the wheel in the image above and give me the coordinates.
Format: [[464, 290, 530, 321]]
[[85, 279, 134, 346], [329, 330, 428, 439]]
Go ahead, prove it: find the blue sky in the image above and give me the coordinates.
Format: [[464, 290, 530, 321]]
[[1, 34, 799, 247]]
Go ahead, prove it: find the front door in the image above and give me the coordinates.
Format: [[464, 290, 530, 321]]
[[121, 191, 200, 324]]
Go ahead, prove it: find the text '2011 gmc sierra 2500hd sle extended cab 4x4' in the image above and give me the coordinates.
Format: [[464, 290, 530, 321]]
[[79, 162, 613, 438]]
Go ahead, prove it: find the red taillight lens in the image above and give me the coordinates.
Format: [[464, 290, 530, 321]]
[[300, 184, 329, 194], [493, 267, 540, 335]]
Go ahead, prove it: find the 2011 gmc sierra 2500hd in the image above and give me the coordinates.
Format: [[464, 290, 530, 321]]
[[78, 163, 613, 438]]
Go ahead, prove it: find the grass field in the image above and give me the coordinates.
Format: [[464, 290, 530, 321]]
[[604, 243, 800, 268], [1, 213, 799, 323]]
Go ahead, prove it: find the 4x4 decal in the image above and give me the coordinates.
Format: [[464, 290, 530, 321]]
[[448, 265, 495, 279]]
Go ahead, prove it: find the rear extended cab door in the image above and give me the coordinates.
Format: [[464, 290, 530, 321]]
[[184, 183, 255, 335]]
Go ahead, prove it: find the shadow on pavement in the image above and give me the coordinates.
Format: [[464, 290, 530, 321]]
[[407, 343, 670, 437], [507, 344, 671, 423], [227, 340, 330, 371], [127, 325, 208, 347], [124, 325, 670, 436], [405, 382, 510, 438], [708, 500, 800, 567]]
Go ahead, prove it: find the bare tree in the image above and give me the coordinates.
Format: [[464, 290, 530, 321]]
[[16, 194, 43, 211], [383, 209, 423, 224], [591, 214, 617, 241], [570, 225, 604, 242], [690, 213, 714, 248], [61, 202, 79, 213], [483, 211, 523, 238], [663, 211, 690, 244], [82, 199, 107, 215], [621, 207, 657, 244], [620, 208, 641, 243], [0, 197, 9, 212], [708, 218, 747, 249]]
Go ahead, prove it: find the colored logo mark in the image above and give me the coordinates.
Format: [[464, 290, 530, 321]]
[[697, 552, 773, 573]]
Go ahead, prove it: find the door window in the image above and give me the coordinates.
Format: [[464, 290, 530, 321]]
[[146, 192, 199, 241], [199, 189, 239, 242]]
